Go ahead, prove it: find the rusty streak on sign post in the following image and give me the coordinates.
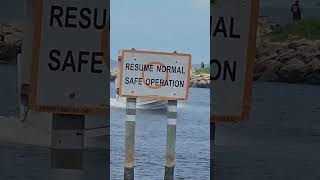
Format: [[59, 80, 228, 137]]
[[210, 0, 259, 123]]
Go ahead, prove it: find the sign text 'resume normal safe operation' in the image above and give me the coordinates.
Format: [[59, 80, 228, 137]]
[[119, 50, 191, 100], [124, 63, 186, 88]]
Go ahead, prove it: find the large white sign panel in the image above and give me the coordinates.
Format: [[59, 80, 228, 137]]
[[210, 0, 258, 122], [119, 50, 192, 100], [30, 0, 109, 114]]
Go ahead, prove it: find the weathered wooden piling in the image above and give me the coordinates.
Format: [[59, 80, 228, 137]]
[[124, 98, 136, 180], [164, 100, 177, 180], [51, 114, 85, 180]]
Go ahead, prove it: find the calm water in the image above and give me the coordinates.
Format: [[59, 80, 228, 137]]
[[215, 82, 320, 180], [0, 65, 210, 179], [110, 81, 210, 180], [1, 64, 320, 179]]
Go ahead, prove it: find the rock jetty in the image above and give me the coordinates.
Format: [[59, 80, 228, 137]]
[[255, 38, 320, 84], [190, 73, 210, 88], [0, 24, 23, 64], [254, 16, 320, 84], [4, 16, 320, 86]]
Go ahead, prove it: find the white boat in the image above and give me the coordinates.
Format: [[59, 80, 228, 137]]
[[111, 95, 168, 110]]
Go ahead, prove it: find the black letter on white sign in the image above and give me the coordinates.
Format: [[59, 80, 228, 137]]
[[212, 17, 227, 37], [210, 59, 221, 80], [48, 49, 61, 71], [78, 51, 89, 72], [79, 8, 91, 29], [223, 61, 237, 82], [94, 8, 107, 29], [50, 6, 63, 27], [62, 51, 76, 72], [230, 17, 240, 38], [91, 52, 103, 73], [65, 6, 77, 28]]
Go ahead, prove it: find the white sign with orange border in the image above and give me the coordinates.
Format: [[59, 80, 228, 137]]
[[210, 0, 259, 122], [119, 50, 192, 100], [30, 0, 109, 114]]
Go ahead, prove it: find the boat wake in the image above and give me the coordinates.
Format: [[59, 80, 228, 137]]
[[110, 98, 188, 110], [110, 98, 127, 108], [110, 98, 168, 110]]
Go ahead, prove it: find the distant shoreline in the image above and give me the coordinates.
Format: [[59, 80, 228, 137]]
[[259, 7, 320, 25], [0, 18, 24, 26]]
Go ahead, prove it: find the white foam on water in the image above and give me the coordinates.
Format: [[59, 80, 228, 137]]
[[110, 98, 188, 110], [110, 98, 126, 108]]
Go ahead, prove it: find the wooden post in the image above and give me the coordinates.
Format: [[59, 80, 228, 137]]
[[210, 122, 216, 180], [124, 98, 136, 180], [51, 114, 85, 180], [164, 100, 177, 180]]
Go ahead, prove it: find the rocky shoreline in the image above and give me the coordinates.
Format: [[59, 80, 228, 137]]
[[254, 17, 320, 84], [0, 24, 22, 64], [111, 16, 320, 87], [255, 38, 320, 84], [2, 16, 320, 87], [189, 72, 210, 88]]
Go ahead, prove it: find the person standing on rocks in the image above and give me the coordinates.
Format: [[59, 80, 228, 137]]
[[291, 0, 302, 23], [201, 61, 205, 68]]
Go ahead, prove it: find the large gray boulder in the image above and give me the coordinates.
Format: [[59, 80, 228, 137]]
[[279, 58, 306, 82], [258, 60, 282, 81], [0, 24, 23, 64]]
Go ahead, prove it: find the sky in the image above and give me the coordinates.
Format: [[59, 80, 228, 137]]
[[110, 0, 210, 64], [0, 0, 209, 64]]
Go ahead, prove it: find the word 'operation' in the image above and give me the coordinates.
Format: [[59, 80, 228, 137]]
[[124, 77, 185, 88]]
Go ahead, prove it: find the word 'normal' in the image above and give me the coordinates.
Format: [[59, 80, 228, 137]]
[[125, 63, 185, 74]]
